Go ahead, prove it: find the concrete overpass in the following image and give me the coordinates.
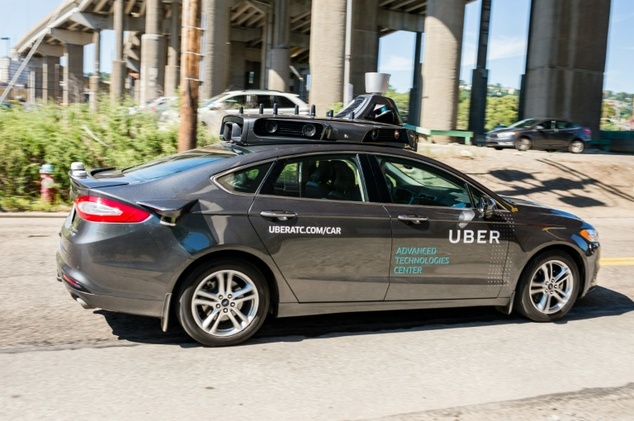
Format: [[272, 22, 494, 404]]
[[14, 0, 611, 141]]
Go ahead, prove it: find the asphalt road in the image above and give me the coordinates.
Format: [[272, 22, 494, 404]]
[[0, 213, 632, 420]]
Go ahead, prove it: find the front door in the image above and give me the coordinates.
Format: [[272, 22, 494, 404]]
[[375, 155, 511, 301]]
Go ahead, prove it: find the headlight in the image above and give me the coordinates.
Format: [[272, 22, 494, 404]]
[[580, 228, 599, 242], [497, 131, 516, 139]]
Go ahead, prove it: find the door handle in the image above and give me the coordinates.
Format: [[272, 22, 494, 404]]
[[260, 210, 297, 221], [397, 214, 429, 224]]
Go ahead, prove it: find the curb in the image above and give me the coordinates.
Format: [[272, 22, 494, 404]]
[[0, 212, 68, 218]]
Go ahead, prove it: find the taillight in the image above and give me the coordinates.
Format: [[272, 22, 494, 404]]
[[75, 195, 151, 223], [583, 128, 591, 136]]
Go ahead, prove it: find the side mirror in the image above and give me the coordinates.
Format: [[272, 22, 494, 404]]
[[478, 196, 496, 220]]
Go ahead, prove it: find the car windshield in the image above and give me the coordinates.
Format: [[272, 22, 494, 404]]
[[119, 150, 235, 181], [507, 119, 540, 129]]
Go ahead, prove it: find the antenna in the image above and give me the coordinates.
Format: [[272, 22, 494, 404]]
[[310, 104, 316, 117]]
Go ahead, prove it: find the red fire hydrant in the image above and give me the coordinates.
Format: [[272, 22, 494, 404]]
[[39, 164, 56, 203]]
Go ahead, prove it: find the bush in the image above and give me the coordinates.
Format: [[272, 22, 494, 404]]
[[0, 97, 216, 211]]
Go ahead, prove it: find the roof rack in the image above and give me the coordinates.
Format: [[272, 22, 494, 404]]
[[219, 94, 417, 151]]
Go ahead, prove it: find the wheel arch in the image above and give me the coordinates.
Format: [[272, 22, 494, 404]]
[[171, 250, 281, 318], [516, 243, 587, 294]]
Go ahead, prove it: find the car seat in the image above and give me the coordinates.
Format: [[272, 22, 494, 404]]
[[327, 161, 360, 201], [304, 161, 333, 199]]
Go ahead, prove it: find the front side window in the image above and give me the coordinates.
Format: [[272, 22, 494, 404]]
[[223, 95, 248, 110], [261, 155, 365, 201], [376, 156, 473, 208]]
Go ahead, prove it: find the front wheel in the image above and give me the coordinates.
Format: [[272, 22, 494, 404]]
[[569, 140, 585, 154], [515, 137, 532, 152], [176, 260, 269, 346], [515, 251, 580, 322]]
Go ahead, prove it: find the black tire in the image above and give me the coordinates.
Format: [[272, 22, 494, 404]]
[[494, 147, 503, 151], [569, 140, 585, 154], [515, 137, 532, 152], [176, 259, 269, 346], [515, 251, 580, 322]]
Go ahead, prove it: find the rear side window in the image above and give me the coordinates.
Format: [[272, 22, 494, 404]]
[[255, 95, 273, 108], [216, 163, 271, 194], [273, 95, 297, 108], [261, 155, 366, 201]]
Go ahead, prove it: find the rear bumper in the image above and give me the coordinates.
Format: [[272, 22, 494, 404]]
[[57, 252, 164, 318]]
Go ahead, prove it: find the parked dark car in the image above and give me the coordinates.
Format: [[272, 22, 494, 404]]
[[485, 118, 591, 153], [57, 106, 600, 347]]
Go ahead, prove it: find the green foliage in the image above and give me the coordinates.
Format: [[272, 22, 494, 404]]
[[457, 98, 469, 130], [456, 87, 518, 131], [386, 86, 410, 123], [602, 101, 616, 119], [0, 97, 215, 211], [485, 95, 519, 130]]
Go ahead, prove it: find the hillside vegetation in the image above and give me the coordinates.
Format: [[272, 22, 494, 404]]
[[0, 98, 215, 211]]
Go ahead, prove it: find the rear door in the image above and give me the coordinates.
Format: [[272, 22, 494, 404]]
[[249, 153, 392, 302], [549, 120, 576, 148], [373, 155, 511, 300]]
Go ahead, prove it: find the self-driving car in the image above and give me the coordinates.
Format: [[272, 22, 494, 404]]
[[57, 98, 600, 347]]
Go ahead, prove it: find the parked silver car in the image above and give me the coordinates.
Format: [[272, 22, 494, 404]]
[[198, 90, 309, 136]]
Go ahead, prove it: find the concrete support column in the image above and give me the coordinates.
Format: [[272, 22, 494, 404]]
[[111, 0, 126, 103], [165, 0, 181, 97], [408, 32, 423, 126], [350, 0, 379, 97], [42, 56, 60, 103], [230, 41, 247, 88], [28, 57, 43, 104], [140, 0, 164, 104], [63, 43, 84, 105], [89, 30, 101, 112], [202, 0, 231, 100], [268, 0, 290, 91], [420, 0, 465, 143], [309, 0, 346, 115], [468, 0, 492, 137], [522, 0, 610, 137]]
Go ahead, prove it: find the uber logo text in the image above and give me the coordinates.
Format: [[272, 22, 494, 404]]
[[449, 229, 500, 244]]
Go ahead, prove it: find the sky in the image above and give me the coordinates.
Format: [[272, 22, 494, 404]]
[[1, 0, 633, 94]]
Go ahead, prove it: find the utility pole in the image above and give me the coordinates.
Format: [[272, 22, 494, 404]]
[[178, 0, 202, 151]]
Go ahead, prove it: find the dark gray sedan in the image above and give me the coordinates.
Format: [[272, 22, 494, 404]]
[[485, 118, 592, 153], [57, 113, 600, 346]]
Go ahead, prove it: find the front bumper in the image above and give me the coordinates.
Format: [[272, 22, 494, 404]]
[[485, 137, 515, 148]]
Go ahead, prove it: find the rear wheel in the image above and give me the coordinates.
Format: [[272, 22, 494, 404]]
[[515, 137, 532, 151], [569, 140, 585, 154], [515, 251, 580, 322], [176, 260, 269, 346]]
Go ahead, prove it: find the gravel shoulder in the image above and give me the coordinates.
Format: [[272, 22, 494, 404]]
[[420, 144, 634, 220]]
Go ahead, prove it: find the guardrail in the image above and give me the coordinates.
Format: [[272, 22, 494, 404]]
[[591, 139, 612, 151], [404, 124, 474, 145]]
